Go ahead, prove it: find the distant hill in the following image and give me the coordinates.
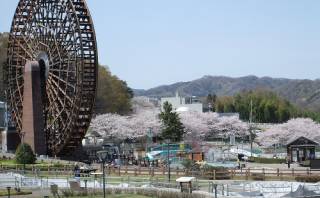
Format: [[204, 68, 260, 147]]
[[134, 75, 320, 111]]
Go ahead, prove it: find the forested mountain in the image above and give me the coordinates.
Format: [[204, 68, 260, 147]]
[[135, 75, 320, 112], [213, 90, 320, 123], [0, 33, 132, 115]]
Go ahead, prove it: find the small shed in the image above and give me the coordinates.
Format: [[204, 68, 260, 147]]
[[286, 136, 318, 163], [176, 177, 195, 193]]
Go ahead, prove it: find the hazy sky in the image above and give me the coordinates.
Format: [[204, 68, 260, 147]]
[[1, 1, 320, 89]]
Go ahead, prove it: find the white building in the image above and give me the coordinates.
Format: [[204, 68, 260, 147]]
[[160, 92, 203, 113]]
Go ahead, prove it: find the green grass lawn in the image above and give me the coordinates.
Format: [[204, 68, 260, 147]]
[[0, 159, 16, 165], [0, 189, 32, 196]]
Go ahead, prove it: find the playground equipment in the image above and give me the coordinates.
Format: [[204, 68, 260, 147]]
[[146, 143, 193, 163]]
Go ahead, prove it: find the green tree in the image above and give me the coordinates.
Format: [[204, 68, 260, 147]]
[[0, 33, 9, 101], [207, 93, 217, 111], [215, 97, 226, 113], [213, 89, 319, 123], [15, 143, 36, 164], [159, 102, 185, 142], [95, 66, 133, 115], [215, 96, 235, 113]]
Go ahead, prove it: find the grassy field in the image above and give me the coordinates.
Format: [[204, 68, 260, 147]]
[[0, 189, 32, 196], [0, 159, 16, 165]]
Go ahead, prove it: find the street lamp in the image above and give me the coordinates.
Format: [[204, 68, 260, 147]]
[[97, 150, 109, 198]]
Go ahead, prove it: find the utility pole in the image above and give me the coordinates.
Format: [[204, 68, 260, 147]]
[[21, 131, 26, 174], [249, 99, 253, 158], [166, 140, 171, 183]]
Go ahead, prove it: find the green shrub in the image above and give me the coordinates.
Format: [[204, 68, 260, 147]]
[[156, 191, 206, 198], [15, 143, 36, 164], [60, 189, 88, 197], [71, 187, 207, 198], [301, 160, 310, 167], [0, 189, 32, 196], [295, 175, 320, 183], [202, 165, 231, 180], [249, 157, 286, 164], [251, 173, 265, 181], [181, 159, 193, 169]]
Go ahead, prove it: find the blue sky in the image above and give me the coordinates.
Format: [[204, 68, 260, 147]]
[[1, 1, 320, 89]]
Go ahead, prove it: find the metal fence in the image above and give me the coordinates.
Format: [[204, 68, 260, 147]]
[[0, 170, 320, 197]]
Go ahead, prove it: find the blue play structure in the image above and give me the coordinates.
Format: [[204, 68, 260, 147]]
[[146, 143, 192, 163]]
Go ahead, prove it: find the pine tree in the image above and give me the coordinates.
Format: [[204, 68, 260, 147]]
[[159, 102, 185, 142], [15, 143, 36, 164]]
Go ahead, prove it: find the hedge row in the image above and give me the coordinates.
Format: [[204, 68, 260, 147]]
[[61, 187, 208, 198], [249, 157, 286, 164], [295, 175, 320, 183], [0, 164, 74, 171]]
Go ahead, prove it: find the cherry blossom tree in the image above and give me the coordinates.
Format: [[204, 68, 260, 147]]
[[257, 118, 320, 147], [179, 111, 211, 151], [90, 109, 161, 141], [208, 115, 249, 138], [90, 104, 249, 143], [179, 111, 249, 140]]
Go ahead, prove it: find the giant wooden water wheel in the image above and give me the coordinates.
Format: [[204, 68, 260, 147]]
[[6, 0, 98, 156]]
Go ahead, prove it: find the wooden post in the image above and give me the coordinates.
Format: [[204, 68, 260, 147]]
[[222, 184, 225, 196], [309, 168, 312, 176], [246, 168, 250, 180], [213, 170, 216, 180], [277, 168, 280, 177], [292, 168, 294, 176]]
